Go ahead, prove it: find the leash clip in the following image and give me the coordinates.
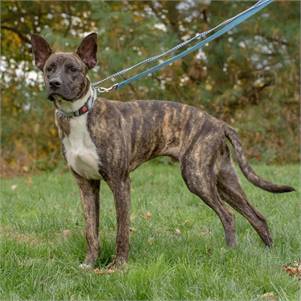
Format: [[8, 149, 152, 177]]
[[95, 83, 118, 94]]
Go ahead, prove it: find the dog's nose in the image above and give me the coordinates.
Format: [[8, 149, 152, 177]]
[[49, 79, 62, 89]]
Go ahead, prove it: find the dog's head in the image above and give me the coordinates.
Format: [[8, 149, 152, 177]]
[[31, 33, 97, 101]]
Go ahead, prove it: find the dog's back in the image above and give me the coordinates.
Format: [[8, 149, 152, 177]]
[[87, 98, 223, 170]]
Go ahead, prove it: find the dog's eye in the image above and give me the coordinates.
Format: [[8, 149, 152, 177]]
[[68, 65, 78, 72], [46, 63, 56, 72]]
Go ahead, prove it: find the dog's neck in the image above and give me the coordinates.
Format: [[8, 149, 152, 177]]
[[54, 85, 93, 114]]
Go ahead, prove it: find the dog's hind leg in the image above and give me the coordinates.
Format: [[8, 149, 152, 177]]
[[181, 144, 236, 247], [217, 146, 272, 247]]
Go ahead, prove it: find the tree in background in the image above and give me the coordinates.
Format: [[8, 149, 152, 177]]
[[0, 0, 299, 176]]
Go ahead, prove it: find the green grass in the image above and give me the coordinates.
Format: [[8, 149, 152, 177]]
[[1, 162, 300, 300]]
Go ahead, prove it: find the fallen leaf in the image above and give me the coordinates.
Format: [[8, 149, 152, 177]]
[[11, 184, 17, 191], [144, 211, 152, 220], [205, 83, 212, 91], [22, 166, 29, 172], [261, 292, 278, 301], [282, 260, 301, 280], [62, 229, 71, 239], [175, 228, 181, 235]]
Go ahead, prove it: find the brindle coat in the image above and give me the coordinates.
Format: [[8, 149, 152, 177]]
[[32, 33, 294, 269]]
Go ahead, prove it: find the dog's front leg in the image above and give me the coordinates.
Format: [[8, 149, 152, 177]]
[[72, 171, 100, 269], [108, 177, 131, 269]]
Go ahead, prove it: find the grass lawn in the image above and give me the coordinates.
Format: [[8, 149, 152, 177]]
[[1, 162, 300, 300]]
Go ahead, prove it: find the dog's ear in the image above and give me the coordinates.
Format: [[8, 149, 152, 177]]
[[31, 34, 53, 71], [76, 32, 97, 69]]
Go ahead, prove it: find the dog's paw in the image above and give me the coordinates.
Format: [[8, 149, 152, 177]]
[[107, 257, 127, 271], [79, 263, 93, 270]]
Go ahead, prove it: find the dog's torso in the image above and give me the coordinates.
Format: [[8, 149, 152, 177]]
[[55, 97, 224, 181]]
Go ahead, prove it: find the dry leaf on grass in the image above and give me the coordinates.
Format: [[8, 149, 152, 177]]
[[11, 184, 17, 191], [175, 228, 181, 235], [22, 166, 29, 172], [62, 229, 72, 239], [282, 260, 301, 280], [144, 211, 152, 220], [261, 292, 278, 301]]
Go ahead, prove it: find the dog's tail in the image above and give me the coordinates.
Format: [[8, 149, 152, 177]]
[[225, 126, 295, 193]]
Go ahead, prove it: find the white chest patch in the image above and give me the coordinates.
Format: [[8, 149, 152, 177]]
[[63, 114, 101, 180]]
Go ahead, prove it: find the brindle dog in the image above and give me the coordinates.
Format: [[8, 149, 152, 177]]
[[31, 33, 294, 270]]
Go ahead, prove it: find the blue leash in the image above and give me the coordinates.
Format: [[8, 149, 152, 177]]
[[93, 0, 273, 94]]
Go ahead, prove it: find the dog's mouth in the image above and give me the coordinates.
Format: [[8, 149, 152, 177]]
[[47, 92, 73, 102], [47, 92, 58, 102]]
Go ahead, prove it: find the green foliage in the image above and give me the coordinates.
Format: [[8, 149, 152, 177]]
[[0, 1, 299, 175], [0, 163, 300, 299]]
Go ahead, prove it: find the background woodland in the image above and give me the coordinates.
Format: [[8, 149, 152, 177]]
[[1, 0, 299, 176]]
